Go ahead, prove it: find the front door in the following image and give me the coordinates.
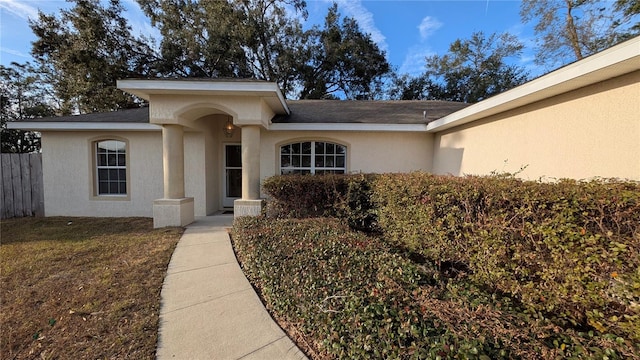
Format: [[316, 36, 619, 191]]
[[223, 144, 242, 208]]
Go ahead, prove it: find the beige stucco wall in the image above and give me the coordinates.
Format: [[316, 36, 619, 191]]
[[184, 132, 207, 215], [187, 115, 242, 213], [260, 130, 434, 195], [432, 71, 640, 181], [41, 131, 164, 217], [148, 94, 274, 127], [40, 124, 234, 218]]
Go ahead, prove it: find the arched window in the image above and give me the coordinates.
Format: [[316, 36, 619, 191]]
[[95, 139, 127, 195], [280, 141, 346, 174]]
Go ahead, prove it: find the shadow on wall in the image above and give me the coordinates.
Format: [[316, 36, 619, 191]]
[[433, 131, 464, 176], [433, 147, 464, 176]]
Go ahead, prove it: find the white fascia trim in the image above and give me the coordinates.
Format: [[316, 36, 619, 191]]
[[427, 36, 640, 132], [117, 79, 290, 115], [6, 122, 161, 132], [268, 123, 429, 132], [118, 79, 279, 93]]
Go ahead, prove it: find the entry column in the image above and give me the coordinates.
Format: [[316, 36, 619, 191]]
[[153, 124, 195, 228], [234, 125, 263, 217]]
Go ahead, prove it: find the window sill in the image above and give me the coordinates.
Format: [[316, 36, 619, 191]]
[[91, 195, 131, 201]]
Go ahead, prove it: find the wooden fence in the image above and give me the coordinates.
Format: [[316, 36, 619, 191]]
[[1, 153, 44, 219]]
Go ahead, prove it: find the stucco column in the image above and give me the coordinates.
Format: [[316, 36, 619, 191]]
[[162, 124, 185, 199], [153, 124, 194, 228], [235, 125, 263, 217], [241, 125, 261, 200]]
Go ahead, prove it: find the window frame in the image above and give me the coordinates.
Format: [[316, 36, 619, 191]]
[[90, 137, 130, 200], [279, 140, 347, 175]]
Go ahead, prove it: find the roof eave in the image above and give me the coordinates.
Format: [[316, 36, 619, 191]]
[[6, 122, 162, 132], [117, 79, 290, 115], [427, 36, 640, 133], [268, 123, 429, 132]]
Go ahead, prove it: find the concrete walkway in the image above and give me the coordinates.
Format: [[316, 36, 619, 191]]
[[156, 215, 308, 360]]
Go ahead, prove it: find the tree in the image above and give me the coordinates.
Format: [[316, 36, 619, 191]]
[[296, 3, 391, 99], [237, 0, 309, 95], [521, 0, 640, 69], [137, 1, 389, 99], [30, 0, 157, 114], [614, 0, 640, 34], [387, 73, 439, 100], [422, 32, 529, 103], [136, 0, 251, 78], [136, 0, 308, 95], [1, 63, 54, 153]]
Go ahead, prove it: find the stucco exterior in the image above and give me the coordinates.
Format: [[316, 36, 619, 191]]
[[39, 125, 433, 217], [42, 131, 163, 217], [8, 37, 639, 225], [432, 71, 640, 180], [260, 130, 433, 185]]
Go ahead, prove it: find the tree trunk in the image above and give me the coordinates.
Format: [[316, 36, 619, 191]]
[[565, 0, 584, 60]]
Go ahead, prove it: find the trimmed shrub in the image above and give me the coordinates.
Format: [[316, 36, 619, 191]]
[[233, 216, 639, 359], [262, 174, 343, 218], [262, 173, 379, 232], [233, 217, 509, 358], [372, 173, 640, 341]]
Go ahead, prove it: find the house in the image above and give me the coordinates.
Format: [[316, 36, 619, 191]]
[[8, 36, 639, 228]]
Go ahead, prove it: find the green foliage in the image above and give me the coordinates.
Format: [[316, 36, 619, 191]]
[[423, 31, 529, 103], [30, 0, 155, 114], [1, 62, 54, 153], [254, 172, 640, 356], [233, 215, 640, 358], [262, 173, 378, 232], [233, 217, 492, 358], [387, 73, 440, 100], [297, 3, 391, 100], [137, 0, 277, 78], [520, 0, 640, 68], [262, 174, 342, 218], [135, 0, 390, 100], [372, 173, 640, 342], [391, 31, 529, 103]]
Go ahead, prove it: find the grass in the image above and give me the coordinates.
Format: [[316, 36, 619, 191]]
[[0, 217, 183, 360]]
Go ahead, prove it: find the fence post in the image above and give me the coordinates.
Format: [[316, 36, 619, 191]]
[[1, 153, 44, 219], [31, 154, 44, 217], [21, 153, 33, 216], [2, 154, 15, 219], [10, 155, 24, 217]]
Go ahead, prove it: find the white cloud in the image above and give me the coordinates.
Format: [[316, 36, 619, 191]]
[[330, 0, 388, 53], [0, 46, 31, 58], [399, 45, 435, 76], [398, 15, 442, 75], [0, 0, 38, 20], [418, 16, 442, 40]]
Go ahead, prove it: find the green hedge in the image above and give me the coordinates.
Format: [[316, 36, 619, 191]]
[[262, 173, 378, 232], [233, 217, 508, 358], [372, 173, 640, 341], [261, 173, 640, 343], [233, 217, 639, 358]]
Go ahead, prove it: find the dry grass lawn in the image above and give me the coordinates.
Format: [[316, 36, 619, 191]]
[[0, 217, 183, 359]]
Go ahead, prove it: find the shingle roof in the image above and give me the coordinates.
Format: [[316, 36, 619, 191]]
[[29, 107, 150, 123], [274, 100, 470, 124], [25, 100, 469, 125]]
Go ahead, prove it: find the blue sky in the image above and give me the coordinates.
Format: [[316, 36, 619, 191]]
[[0, 0, 540, 77]]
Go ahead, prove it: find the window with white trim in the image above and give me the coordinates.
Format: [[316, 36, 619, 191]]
[[280, 141, 346, 174], [95, 140, 127, 195]]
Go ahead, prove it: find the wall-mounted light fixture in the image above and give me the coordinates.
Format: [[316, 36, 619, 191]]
[[223, 115, 235, 138]]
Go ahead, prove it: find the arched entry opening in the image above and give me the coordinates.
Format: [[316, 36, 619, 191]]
[[116, 79, 290, 228], [178, 105, 243, 215]]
